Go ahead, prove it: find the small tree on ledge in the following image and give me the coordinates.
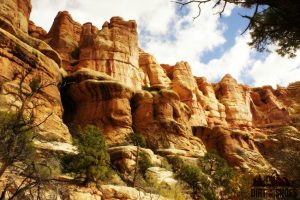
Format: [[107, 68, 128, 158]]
[[61, 125, 111, 185]]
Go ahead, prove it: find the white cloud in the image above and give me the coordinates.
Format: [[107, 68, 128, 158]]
[[192, 34, 254, 83], [30, 0, 300, 88], [249, 49, 300, 87], [31, 0, 175, 34]]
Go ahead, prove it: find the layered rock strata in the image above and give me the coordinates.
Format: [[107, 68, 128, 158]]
[[62, 68, 134, 145], [214, 74, 253, 128], [131, 89, 206, 155], [42, 12, 146, 90], [41, 11, 300, 170], [164, 62, 207, 127], [0, 0, 71, 143], [2, 0, 300, 176], [0, 0, 32, 33]]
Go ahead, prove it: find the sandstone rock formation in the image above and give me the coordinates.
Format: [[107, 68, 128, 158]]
[[214, 74, 253, 128], [108, 145, 161, 175], [1, 1, 300, 198], [0, 0, 31, 33], [0, 0, 71, 143], [139, 50, 170, 88], [100, 185, 169, 200], [76, 17, 146, 90], [45, 11, 82, 68], [45, 10, 300, 172], [44, 12, 147, 90], [62, 68, 134, 145], [255, 126, 300, 180], [163, 62, 207, 127], [196, 77, 227, 127], [250, 86, 291, 128], [146, 167, 177, 186], [28, 20, 47, 40], [194, 126, 270, 170], [132, 89, 206, 156], [287, 82, 300, 129]]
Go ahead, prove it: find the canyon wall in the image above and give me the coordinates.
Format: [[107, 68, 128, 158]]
[[0, 0, 71, 143], [26, 10, 300, 169], [1, 0, 299, 178]]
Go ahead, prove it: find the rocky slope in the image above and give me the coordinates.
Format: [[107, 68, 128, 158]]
[[1, 0, 300, 199]]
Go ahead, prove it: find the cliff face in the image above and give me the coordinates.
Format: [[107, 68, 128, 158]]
[[1, 1, 300, 198], [26, 10, 300, 169], [63, 68, 134, 145], [42, 12, 146, 90], [0, 0, 71, 143], [0, 0, 31, 33]]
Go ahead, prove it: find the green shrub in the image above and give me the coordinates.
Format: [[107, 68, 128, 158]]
[[0, 112, 36, 170], [176, 163, 215, 199], [159, 183, 187, 200], [176, 164, 202, 191], [160, 158, 172, 171], [129, 132, 146, 148], [202, 188, 217, 200], [31, 158, 61, 180], [29, 77, 41, 93], [61, 125, 110, 184], [138, 151, 153, 175], [199, 151, 235, 190], [167, 155, 218, 199], [167, 155, 184, 172], [143, 172, 187, 200]]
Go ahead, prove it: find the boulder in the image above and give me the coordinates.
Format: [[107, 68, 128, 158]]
[[108, 145, 161, 174], [146, 167, 177, 186]]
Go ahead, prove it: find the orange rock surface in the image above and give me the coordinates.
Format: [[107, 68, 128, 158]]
[[62, 68, 134, 145], [0, 0, 31, 33], [0, 0, 71, 143], [1, 0, 300, 171]]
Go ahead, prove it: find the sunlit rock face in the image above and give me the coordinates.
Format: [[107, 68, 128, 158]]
[[0, 0, 71, 143], [44, 12, 146, 90], [287, 82, 300, 129], [3, 0, 298, 173], [139, 50, 170, 88], [214, 74, 253, 129], [0, 0, 31, 33], [62, 68, 134, 145], [163, 62, 208, 127], [28, 20, 47, 40], [194, 126, 270, 171], [45, 11, 82, 68], [250, 86, 291, 128], [196, 77, 227, 127], [131, 89, 206, 156], [76, 17, 146, 90]]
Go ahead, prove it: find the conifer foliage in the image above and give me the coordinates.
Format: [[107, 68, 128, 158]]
[[61, 125, 111, 184]]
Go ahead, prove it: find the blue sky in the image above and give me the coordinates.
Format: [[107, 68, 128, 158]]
[[201, 7, 252, 64], [30, 0, 300, 87]]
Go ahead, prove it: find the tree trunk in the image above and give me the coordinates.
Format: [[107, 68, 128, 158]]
[[0, 185, 8, 200], [132, 145, 140, 187], [0, 161, 8, 178]]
